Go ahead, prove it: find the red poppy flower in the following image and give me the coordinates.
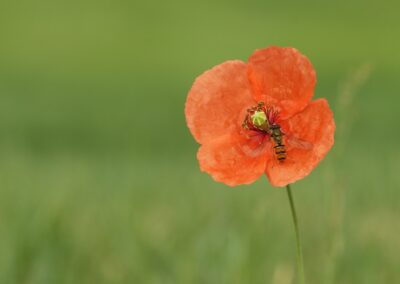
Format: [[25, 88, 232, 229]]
[[185, 46, 335, 187]]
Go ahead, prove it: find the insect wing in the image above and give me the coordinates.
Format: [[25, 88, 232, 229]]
[[285, 135, 313, 150]]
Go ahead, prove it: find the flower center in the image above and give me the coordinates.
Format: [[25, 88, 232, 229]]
[[251, 111, 267, 127], [242, 102, 279, 133]]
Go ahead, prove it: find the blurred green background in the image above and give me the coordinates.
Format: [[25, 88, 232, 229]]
[[0, 0, 399, 283]]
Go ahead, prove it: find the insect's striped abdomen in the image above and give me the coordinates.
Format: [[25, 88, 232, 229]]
[[270, 125, 287, 161]]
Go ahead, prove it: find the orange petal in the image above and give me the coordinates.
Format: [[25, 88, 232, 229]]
[[265, 99, 335, 187], [248, 46, 316, 119], [185, 60, 255, 144], [198, 133, 270, 186]]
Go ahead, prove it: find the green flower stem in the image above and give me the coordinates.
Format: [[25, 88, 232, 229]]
[[286, 184, 306, 284]]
